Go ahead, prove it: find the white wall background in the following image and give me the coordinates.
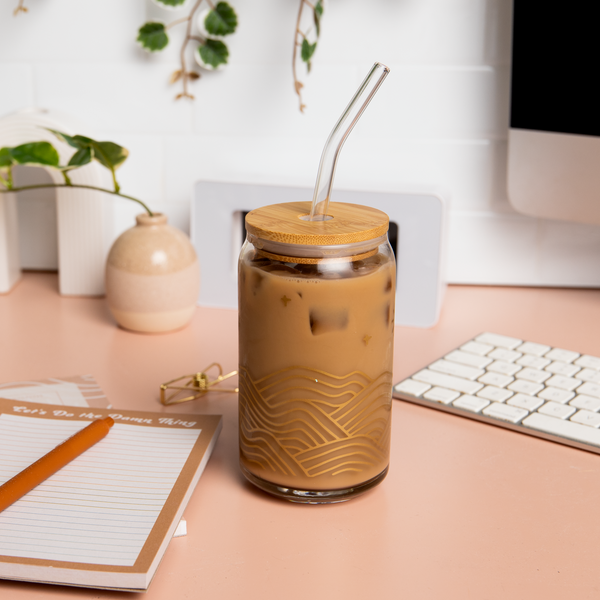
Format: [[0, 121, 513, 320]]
[[1, 0, 599, 286]]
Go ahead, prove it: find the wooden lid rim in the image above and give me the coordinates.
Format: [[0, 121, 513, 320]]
[[245, 201, 389, 246]]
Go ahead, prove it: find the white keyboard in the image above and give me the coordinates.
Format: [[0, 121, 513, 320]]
[[393, 332, 600, 454]]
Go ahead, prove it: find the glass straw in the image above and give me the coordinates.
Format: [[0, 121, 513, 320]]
[[308, 62, 390, 221]]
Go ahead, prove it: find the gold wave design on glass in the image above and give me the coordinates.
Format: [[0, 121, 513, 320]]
[[239, 366, 392, 488]]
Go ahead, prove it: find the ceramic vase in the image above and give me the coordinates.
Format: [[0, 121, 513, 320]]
[[105, 213, 200, 333]]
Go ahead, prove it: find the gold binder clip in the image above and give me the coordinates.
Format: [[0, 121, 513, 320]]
[[160, 363, 238, 406]]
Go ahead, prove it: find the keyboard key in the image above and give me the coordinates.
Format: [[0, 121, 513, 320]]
[[576, 368, 600, 384], [394, 335, 600, 455], [523, 412, 600, 446], [515, 368, 552, 384], [570, 410, 600, 428], [445, 350, 493, 369], [544, 348, 580, 363], [394, 379, 431, 397], [423, 387, 460, 405], [507, 393, 544, 411], [488, 348, 522, 363], [507, 379, 544, 396], [570, 394, 600, 412], [538, 401, 576, 420], [429, 359, 485, 381], [453, 395, 489, 413], [460, 341, 494, 356], [515, 341, 551, 356], [575, 355, 600, 370], [478, 372, 514, 388], [477, 386, 513, 403], [482, 402, 528, 423], [516, 354, 551, 370], [487, 360, 522, 376], [412, 369, 484, 395], [537, 387, 575, 404], [475, 333, 522, 349], [545, 375, 582, 391], [544, 361, 581, 378], [576, 382, 600, 399]]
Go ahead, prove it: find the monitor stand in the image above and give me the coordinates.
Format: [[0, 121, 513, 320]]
[[507, 128, 600, 226]]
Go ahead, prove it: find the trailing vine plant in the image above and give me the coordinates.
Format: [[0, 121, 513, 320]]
[[13, 0, 324, 112], [293, 0, 324, 112], [0, 132, 153, 216], [137, 0, 238, 100]]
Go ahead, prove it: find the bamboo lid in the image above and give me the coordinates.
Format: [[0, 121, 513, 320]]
[[245, 201, 389, 246]]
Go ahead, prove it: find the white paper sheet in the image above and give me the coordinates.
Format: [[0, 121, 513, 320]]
[[0, 415, 201, 566]]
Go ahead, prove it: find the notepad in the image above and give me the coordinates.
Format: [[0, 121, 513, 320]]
[[0, 397, 222, 591], [0, 375, 110, 408]]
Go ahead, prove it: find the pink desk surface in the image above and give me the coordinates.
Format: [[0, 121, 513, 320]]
[[2, 272, 600, 599]]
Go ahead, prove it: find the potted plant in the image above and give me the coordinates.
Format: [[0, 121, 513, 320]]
[[0, 131, 200, 334]]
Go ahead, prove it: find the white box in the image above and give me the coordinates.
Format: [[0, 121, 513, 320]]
[[0, 108, 114, 295], [191, 181, 447, 328]]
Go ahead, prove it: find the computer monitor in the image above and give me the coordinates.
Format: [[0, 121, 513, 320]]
[[507, 0, 600, 225]]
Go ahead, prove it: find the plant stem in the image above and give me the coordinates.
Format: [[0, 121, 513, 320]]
[[0, 183, 154, 217], [292, 0, 306, 113], [110, 169, 120, 194], [13, 0, 27, 16], [176, 0, 204, 100], [166, 16, 190, 30]]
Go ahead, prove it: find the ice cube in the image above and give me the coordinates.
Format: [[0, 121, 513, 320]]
[[384, 302, 391, 326], [309, 308, 349, 335], [250, 270, 264, 295], [263, 264, 299, 275]]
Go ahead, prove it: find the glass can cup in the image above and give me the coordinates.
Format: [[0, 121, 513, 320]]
[[238, 201, 395, 503]]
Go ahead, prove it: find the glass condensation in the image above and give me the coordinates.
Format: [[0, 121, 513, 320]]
[[238, 239, 395, 503]]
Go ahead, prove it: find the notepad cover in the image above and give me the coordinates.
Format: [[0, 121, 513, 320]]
[[0, 398, 222, 591]]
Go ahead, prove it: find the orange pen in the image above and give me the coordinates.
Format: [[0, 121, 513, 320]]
[[0, 417, 114, 513]]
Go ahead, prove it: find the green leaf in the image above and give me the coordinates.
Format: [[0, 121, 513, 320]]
[[0, 147, 13, 167], [204, 2, 238, 36], [91, 141, 129, 171], [9, 142, 59, 167], [301, 39, 317, 66], [67, 147, 93, 168], [137, 22, 169, 52], [314, 0, 323, 37], [46, 129, 92, 150], [153, 0, 186, 6], [47, 129, 128, 171], [71, 134, 95, 147], [198, 39, 229, 68]]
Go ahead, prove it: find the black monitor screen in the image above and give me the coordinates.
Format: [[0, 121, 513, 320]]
[[510, 1, 600, 137]]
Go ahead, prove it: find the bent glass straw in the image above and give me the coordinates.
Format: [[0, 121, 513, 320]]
[[308, 62, 390, 221]]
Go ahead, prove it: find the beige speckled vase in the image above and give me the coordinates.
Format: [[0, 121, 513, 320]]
[[105, 213, 200, 333]]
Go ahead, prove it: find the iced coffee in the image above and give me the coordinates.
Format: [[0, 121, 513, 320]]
[[238, 201, 395, 502]]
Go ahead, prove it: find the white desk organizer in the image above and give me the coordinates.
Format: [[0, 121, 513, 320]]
[[191, 181, 447, 328], [0, 109, 113, 295]]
